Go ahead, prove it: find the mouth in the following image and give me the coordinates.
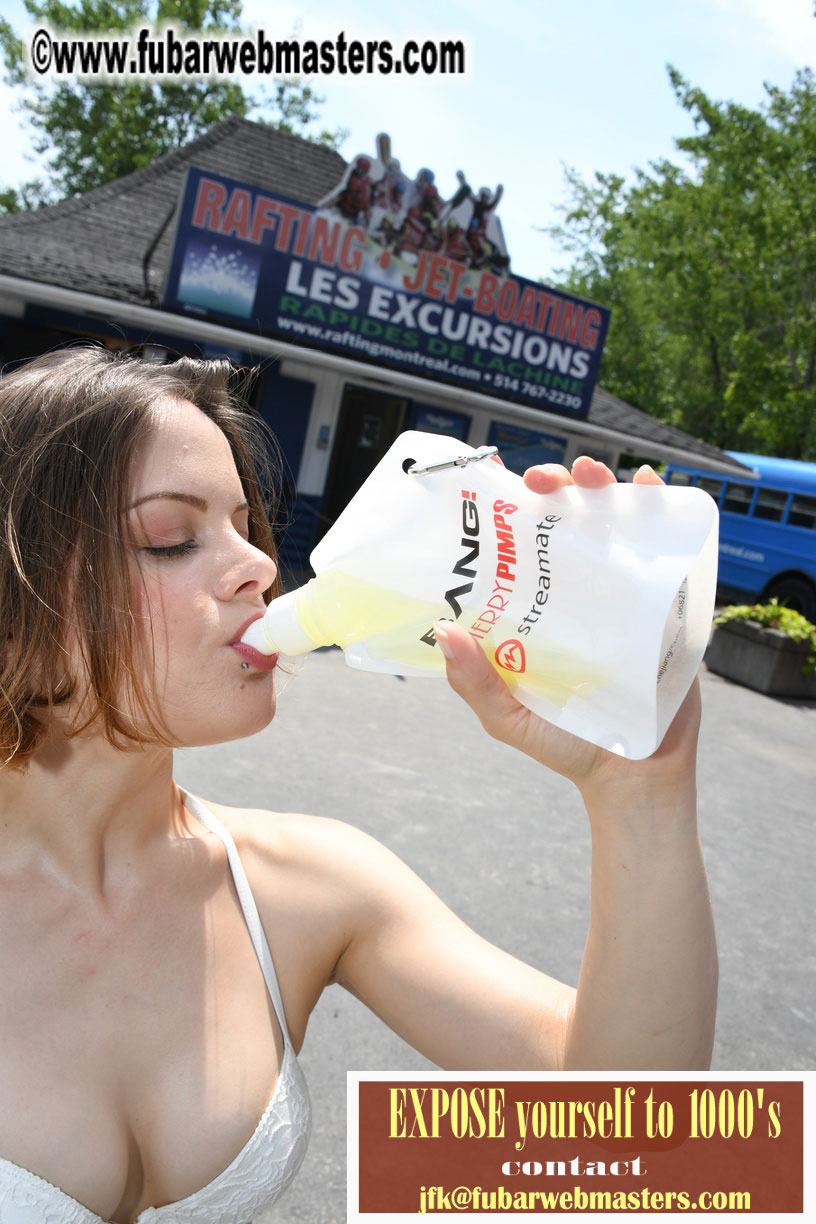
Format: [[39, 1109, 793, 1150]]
[[231, 641, 279, 672], [230, 613, 278, 672]]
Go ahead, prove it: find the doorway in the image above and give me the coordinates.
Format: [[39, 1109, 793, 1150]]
[[318, 384, 409, 536]]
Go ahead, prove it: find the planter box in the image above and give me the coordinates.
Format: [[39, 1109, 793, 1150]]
[[705, 619, 816, 698]]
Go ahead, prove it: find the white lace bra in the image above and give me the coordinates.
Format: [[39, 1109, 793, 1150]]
[[0, 791, 311, 1224]]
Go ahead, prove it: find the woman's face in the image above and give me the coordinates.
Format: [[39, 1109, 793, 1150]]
[[125, 397, 279, 747]]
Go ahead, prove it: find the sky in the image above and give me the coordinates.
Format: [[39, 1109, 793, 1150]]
[[2, 0, 816, 283]]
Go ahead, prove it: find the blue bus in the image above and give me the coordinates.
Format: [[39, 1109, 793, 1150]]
[[663, 451, 816, 622]]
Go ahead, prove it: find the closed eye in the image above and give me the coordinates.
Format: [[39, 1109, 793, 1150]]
[[143, 540, 198, 559]]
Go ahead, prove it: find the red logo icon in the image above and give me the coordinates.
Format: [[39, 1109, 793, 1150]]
[[494, 639, 526, 673]]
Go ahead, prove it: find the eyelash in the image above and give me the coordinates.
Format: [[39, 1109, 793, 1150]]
[[143, 540, 198, 560]]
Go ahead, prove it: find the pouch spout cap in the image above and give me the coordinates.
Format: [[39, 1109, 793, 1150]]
[[240, 588, 319, 656]]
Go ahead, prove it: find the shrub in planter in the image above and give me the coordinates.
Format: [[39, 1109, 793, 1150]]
[[705, 599, 816, 697]]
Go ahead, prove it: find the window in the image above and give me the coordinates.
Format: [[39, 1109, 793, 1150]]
[[788, 493, 816, 530], [722, 483, 755, 515], [667, 470, 692, 486], [753, 488, 789, 522], [697, 476, 723, 501]]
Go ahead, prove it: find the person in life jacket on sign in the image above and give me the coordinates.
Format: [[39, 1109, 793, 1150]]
[[327, 156, 374, 225]]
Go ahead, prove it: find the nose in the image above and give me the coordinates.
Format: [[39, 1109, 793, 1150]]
[[215, 533, 278, 602]]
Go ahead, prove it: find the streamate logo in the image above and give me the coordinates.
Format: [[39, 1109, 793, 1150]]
[[419, 488, 480, 648], [494, 638, 526, 673]]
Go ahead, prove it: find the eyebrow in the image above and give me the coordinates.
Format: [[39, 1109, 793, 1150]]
[[128, 492, 250, 513]]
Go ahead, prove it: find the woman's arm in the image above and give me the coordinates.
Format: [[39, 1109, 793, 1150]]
[[435, 624, 716, 1069], [567, 694, 718, 1070]]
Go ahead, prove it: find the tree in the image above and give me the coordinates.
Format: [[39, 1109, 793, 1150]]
[[549, 67, 816, 460], [0, 0, 346, 211]]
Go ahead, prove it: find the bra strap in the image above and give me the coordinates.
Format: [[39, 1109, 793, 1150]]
[[180, 789, 292, 1047]]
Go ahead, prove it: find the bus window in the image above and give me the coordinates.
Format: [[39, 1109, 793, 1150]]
[[722, 482, 754, 515], [753, 488, 789, 522], [667, 470, 692, 486], [788, 493, 816, 530], [697, 476, 723, 501]]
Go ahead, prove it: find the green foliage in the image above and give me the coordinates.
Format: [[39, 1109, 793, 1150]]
[[548, 66, 816, 461], [264, 81, 345, 149], [714, 598, 816, 673], [0, 181, 48, 212], [0, 0, 346, 210]]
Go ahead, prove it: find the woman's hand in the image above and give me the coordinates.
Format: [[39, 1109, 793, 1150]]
[[433, 457, 702, 804]]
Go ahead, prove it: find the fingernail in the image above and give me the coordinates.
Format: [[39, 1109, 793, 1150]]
[[434, 621, 455, 660], [637, 464, 656, 476]]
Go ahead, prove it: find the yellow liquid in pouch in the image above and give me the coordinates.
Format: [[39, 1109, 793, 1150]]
[[294, 568, 613, 709]]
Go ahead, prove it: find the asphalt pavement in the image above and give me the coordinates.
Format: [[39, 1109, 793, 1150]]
[[173, 646, 815, 1223]]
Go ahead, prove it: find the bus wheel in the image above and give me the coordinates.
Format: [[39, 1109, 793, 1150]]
[[764, 576, 816, 624]]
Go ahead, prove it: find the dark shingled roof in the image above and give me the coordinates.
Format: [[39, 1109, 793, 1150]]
[[0, 116, 743, 470], [0, 115, 346, 304]]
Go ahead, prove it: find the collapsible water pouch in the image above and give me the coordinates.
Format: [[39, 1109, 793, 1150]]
[[243, 432, 719, 758]]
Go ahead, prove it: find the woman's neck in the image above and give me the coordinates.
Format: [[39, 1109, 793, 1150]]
[[0, 729, 181, 897]]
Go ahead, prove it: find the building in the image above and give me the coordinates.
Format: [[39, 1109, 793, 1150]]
[[0, 115, 748, 574]]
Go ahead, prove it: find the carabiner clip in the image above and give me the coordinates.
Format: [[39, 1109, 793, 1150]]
[[407, 445, 498, 476]]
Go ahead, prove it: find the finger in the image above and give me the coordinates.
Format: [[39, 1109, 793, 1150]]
[[570, 455, 616, 487], [433, 620, 526, 744], [523, 462, 574, 494], [632, 463, 665, 486], [433, 619, 605, 777]]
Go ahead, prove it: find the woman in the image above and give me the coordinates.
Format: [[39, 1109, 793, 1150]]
[[0, 347, 717, 1223]]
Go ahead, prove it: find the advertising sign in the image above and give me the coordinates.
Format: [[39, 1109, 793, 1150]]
[[352, 1075, 805, 1218], [164, 146, 610, 420]]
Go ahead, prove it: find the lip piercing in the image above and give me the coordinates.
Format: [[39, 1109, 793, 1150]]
[[241, 662, 249, 670]]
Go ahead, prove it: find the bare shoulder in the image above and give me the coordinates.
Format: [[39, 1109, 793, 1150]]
[[184, 793, 424, 936], [191, 795, 398, 884]]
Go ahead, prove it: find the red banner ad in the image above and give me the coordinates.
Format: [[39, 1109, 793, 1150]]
[[356, 1079, 803, 1214]]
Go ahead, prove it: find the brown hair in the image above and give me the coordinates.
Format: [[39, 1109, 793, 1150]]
[[0, 345, 279, 769]]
